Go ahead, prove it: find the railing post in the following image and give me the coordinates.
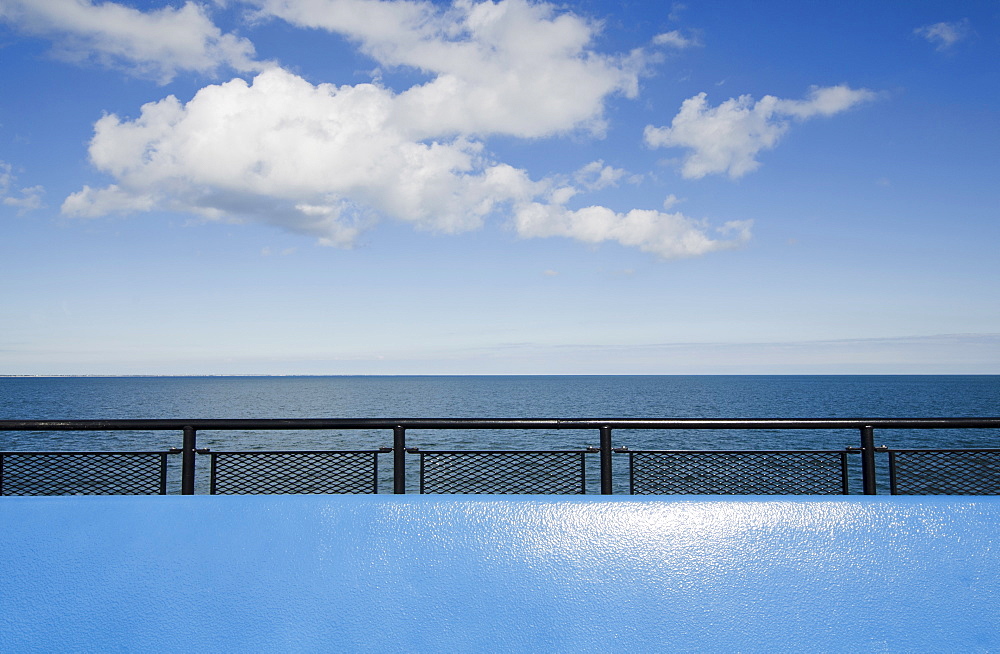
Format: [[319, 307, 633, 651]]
[[181, 426, 197, 495], [600, 425, 613, 495], [393, 426, 406, 494], [860, 425, 877, 495]]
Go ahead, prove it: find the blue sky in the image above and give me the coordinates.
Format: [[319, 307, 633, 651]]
[[1, 0, 998, 375]]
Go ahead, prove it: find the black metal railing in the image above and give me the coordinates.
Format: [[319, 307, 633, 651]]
[[888, 449, 1000, 495], [1, 418, 999, 496], [209, 449, 388, 495], [414, 450, 591, 494], [625, 450, 849, 495], [0, 451, 169, 495]]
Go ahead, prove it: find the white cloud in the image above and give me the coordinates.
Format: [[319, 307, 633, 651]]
[[62, 184, 156, 217], [0, 163, 12, 196], [62, 69, 534, 234], [62, 68, 744, 258], [40, 0, 748, 259], [250, 0, 642, 138], [514, 202, 751, 258], [644, 85, 876, 179], [652, 30, 700, 49], [914, 20, 971, 51], [573, 161, 627, 190], [0, 161, 44, 213], [0, 0, 263, 83], [3, 185, 44, 213]]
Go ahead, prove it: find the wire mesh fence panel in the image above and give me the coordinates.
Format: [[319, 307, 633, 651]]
[[208, 451, 381, 494], [628, 450, 849, 495], [0, 452, 168, 495], [417, 451, 588, 494], [889, 450, 1000, 495]]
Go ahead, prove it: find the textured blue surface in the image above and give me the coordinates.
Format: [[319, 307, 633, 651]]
[[2, 496, 1000, 652]]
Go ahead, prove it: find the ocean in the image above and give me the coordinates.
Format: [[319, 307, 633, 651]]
[[2, 375, 998, 452]]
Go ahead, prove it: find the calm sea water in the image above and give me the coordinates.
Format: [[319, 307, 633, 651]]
[[1, 375, 998, 453]]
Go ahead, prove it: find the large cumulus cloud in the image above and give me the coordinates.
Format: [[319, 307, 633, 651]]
[[57, 0, 751, 258], [64, 68, 745, 257]]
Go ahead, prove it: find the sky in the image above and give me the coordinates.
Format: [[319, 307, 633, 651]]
[[0, 0, 998, 375]]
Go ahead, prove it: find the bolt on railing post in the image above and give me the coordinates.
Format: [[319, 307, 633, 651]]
[[393, 426, 406, 494], [181, 426, 197, 495], [600, 425, 613, 495], [860, 425, 877, 495]]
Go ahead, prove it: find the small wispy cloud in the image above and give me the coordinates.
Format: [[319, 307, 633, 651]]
[[668, 3, 687, 23], [514, 202, 751, 259], [644, 85, 877, 179], [573, 161, 629, 191], [652, 30, 701, 49], [914, 19, 971, 52], [0, 161, 44, 214]]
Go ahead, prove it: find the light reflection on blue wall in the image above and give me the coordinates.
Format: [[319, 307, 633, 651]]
[[2, 495, 999, 651]]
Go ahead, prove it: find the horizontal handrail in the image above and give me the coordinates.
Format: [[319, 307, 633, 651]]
[[3, 417, 1000, 430]]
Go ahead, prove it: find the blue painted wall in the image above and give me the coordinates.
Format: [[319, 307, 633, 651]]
[[2, 496, 999, 651]]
